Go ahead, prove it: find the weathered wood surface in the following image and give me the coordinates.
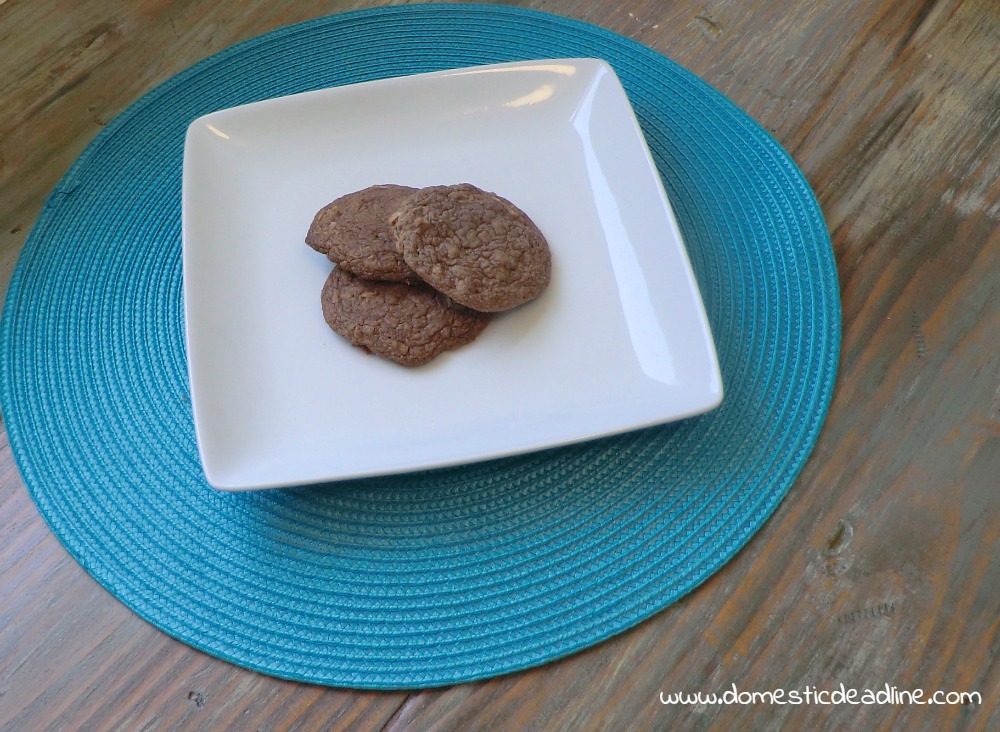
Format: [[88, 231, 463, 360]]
[[1, 0, 998, 729]]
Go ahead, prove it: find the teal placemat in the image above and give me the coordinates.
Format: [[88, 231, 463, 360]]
[[0, 4, 839, 688]]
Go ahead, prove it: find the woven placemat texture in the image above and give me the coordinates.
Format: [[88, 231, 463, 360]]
[[0, 4, 840, 688]]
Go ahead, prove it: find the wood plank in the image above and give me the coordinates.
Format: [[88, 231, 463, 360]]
[[1, 0, 998, 729]]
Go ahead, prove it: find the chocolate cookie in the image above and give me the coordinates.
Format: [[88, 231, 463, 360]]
[[390, 183, 551, 312], [306, 184, 418, 282], [320, 267, 490, 367]]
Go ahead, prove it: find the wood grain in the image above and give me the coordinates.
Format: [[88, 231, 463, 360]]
[[2, 0, 998, 729]]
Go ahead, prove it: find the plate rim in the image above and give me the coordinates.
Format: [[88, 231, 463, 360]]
[[181, 56, 723, 491]]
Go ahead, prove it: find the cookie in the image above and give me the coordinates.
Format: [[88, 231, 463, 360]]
[[390, 183, 551, 312], [320, 267, 490, 367], [306, 184, 418, 282]]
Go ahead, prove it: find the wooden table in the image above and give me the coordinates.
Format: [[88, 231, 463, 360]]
[[2, 0, 997, 729]]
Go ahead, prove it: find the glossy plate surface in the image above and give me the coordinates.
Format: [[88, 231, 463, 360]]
[[182, 58, 722, 490]]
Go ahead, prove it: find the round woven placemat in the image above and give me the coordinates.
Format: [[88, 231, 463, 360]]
[[0, 4, 839, 688]]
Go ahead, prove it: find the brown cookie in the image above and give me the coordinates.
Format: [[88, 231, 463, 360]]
[[306, 184, 419, 282], [320, 267, 490, 367], [390, 183, 551, 312]]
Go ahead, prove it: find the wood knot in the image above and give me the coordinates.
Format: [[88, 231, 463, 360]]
[[824, 518, 854, 557], [693, 15, 723, 40]]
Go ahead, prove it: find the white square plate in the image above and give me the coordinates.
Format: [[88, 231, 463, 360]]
[[182, 58, 723, 491]]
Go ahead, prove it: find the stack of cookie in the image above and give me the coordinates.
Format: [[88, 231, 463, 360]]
[[306, 183, 552, 366]]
